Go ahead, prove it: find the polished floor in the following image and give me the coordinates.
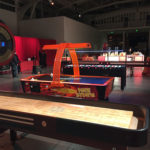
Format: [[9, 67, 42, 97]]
[[0, 67, 150, 150]]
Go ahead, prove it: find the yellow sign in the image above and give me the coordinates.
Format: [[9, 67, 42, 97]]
[[76, 88, 95, 98]]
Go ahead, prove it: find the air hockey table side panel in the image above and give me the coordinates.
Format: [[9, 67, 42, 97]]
[[21, 74, 114, 100]]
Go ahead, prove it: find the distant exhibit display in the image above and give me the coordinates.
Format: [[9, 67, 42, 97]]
[[75, 49, 144, 62], [98, 51, 144, 62]]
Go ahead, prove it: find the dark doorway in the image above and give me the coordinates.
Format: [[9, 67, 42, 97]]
[[127, 32, 148, 56]]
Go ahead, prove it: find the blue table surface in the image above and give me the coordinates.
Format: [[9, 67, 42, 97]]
[[36, 75, 110, 85], [60, 77, 110, 84]]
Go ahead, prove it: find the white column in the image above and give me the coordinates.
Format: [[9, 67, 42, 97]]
[[15, 0, 19, 35], [148, 30, 150, 56]]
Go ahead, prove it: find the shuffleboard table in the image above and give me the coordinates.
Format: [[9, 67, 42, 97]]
[[0, 91, 149, 150]]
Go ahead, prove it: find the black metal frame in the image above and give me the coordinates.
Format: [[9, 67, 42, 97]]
[[76, 61, 150, 67]]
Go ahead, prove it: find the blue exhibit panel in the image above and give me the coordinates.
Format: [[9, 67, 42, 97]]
[[1, 41, 5, 47]]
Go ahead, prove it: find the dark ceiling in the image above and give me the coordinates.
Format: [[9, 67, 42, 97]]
[[0, 0, 150, 26]]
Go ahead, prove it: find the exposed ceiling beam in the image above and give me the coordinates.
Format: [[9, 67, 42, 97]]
[[98, 25, 150, 32], [0, 1, 15, 7], [55, 0, 88, 16], [30, 1, 39, 19], [55, 0, 70, 7], [15, 0, 18, 12], [83, 0, 143, 14], [18, 0, 40, 19], [58, 0, 88, 11]]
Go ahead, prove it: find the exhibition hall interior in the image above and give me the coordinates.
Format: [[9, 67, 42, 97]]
[[0, 0, 150, 150]]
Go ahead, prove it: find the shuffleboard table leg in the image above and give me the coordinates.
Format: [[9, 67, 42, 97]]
[[10, 129, 17, 145]]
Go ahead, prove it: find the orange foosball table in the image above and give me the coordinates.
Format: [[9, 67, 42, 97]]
[[0, 91, 149, 150]]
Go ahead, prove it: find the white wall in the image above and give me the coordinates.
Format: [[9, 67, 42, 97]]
[[19, 16, 107, 49], [64, 17, 102, 49], [19, 17, 64, 43], [0, 9, 17, 34], [98, 32, 108, 49]]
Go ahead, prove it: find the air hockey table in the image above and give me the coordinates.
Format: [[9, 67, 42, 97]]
[[0, 91, 149, 150], [21, 43, 114, 100], [21, 74, 114, 100]]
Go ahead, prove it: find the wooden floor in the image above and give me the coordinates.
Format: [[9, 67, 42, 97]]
[[0, 67, 149, 150]]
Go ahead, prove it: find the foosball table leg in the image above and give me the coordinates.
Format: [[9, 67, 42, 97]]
[[112, 146, 128, 150], [10, 129, 17, 145], [98, 144, 128, 150], [130, 67, 134, 76]]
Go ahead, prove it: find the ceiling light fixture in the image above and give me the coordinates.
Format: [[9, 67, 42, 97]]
[[78, 13, 82, 18], [48, 0, 54, 6]]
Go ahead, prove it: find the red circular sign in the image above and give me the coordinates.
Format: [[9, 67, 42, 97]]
[[0, 23, 15, 66]]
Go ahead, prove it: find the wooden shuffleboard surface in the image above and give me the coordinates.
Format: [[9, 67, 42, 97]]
[[0, 95, 137, 129]]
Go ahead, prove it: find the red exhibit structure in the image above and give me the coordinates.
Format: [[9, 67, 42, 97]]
[[14, 36, 56, 72], [21, 43, 114, 100], [39, 39, 56, 66]]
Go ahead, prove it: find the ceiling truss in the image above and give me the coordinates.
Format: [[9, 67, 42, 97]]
[[0, 0, 150, 27]]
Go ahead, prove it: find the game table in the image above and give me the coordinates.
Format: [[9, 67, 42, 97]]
[[0, 91, 149, 150], [21, 43, 114, 100], [21, 74, 114, 100], [62, 64, 126, 90]]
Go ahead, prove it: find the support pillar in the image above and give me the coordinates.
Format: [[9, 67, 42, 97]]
[[123, 31, 125, 50], [148, 30, 150, 56]]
